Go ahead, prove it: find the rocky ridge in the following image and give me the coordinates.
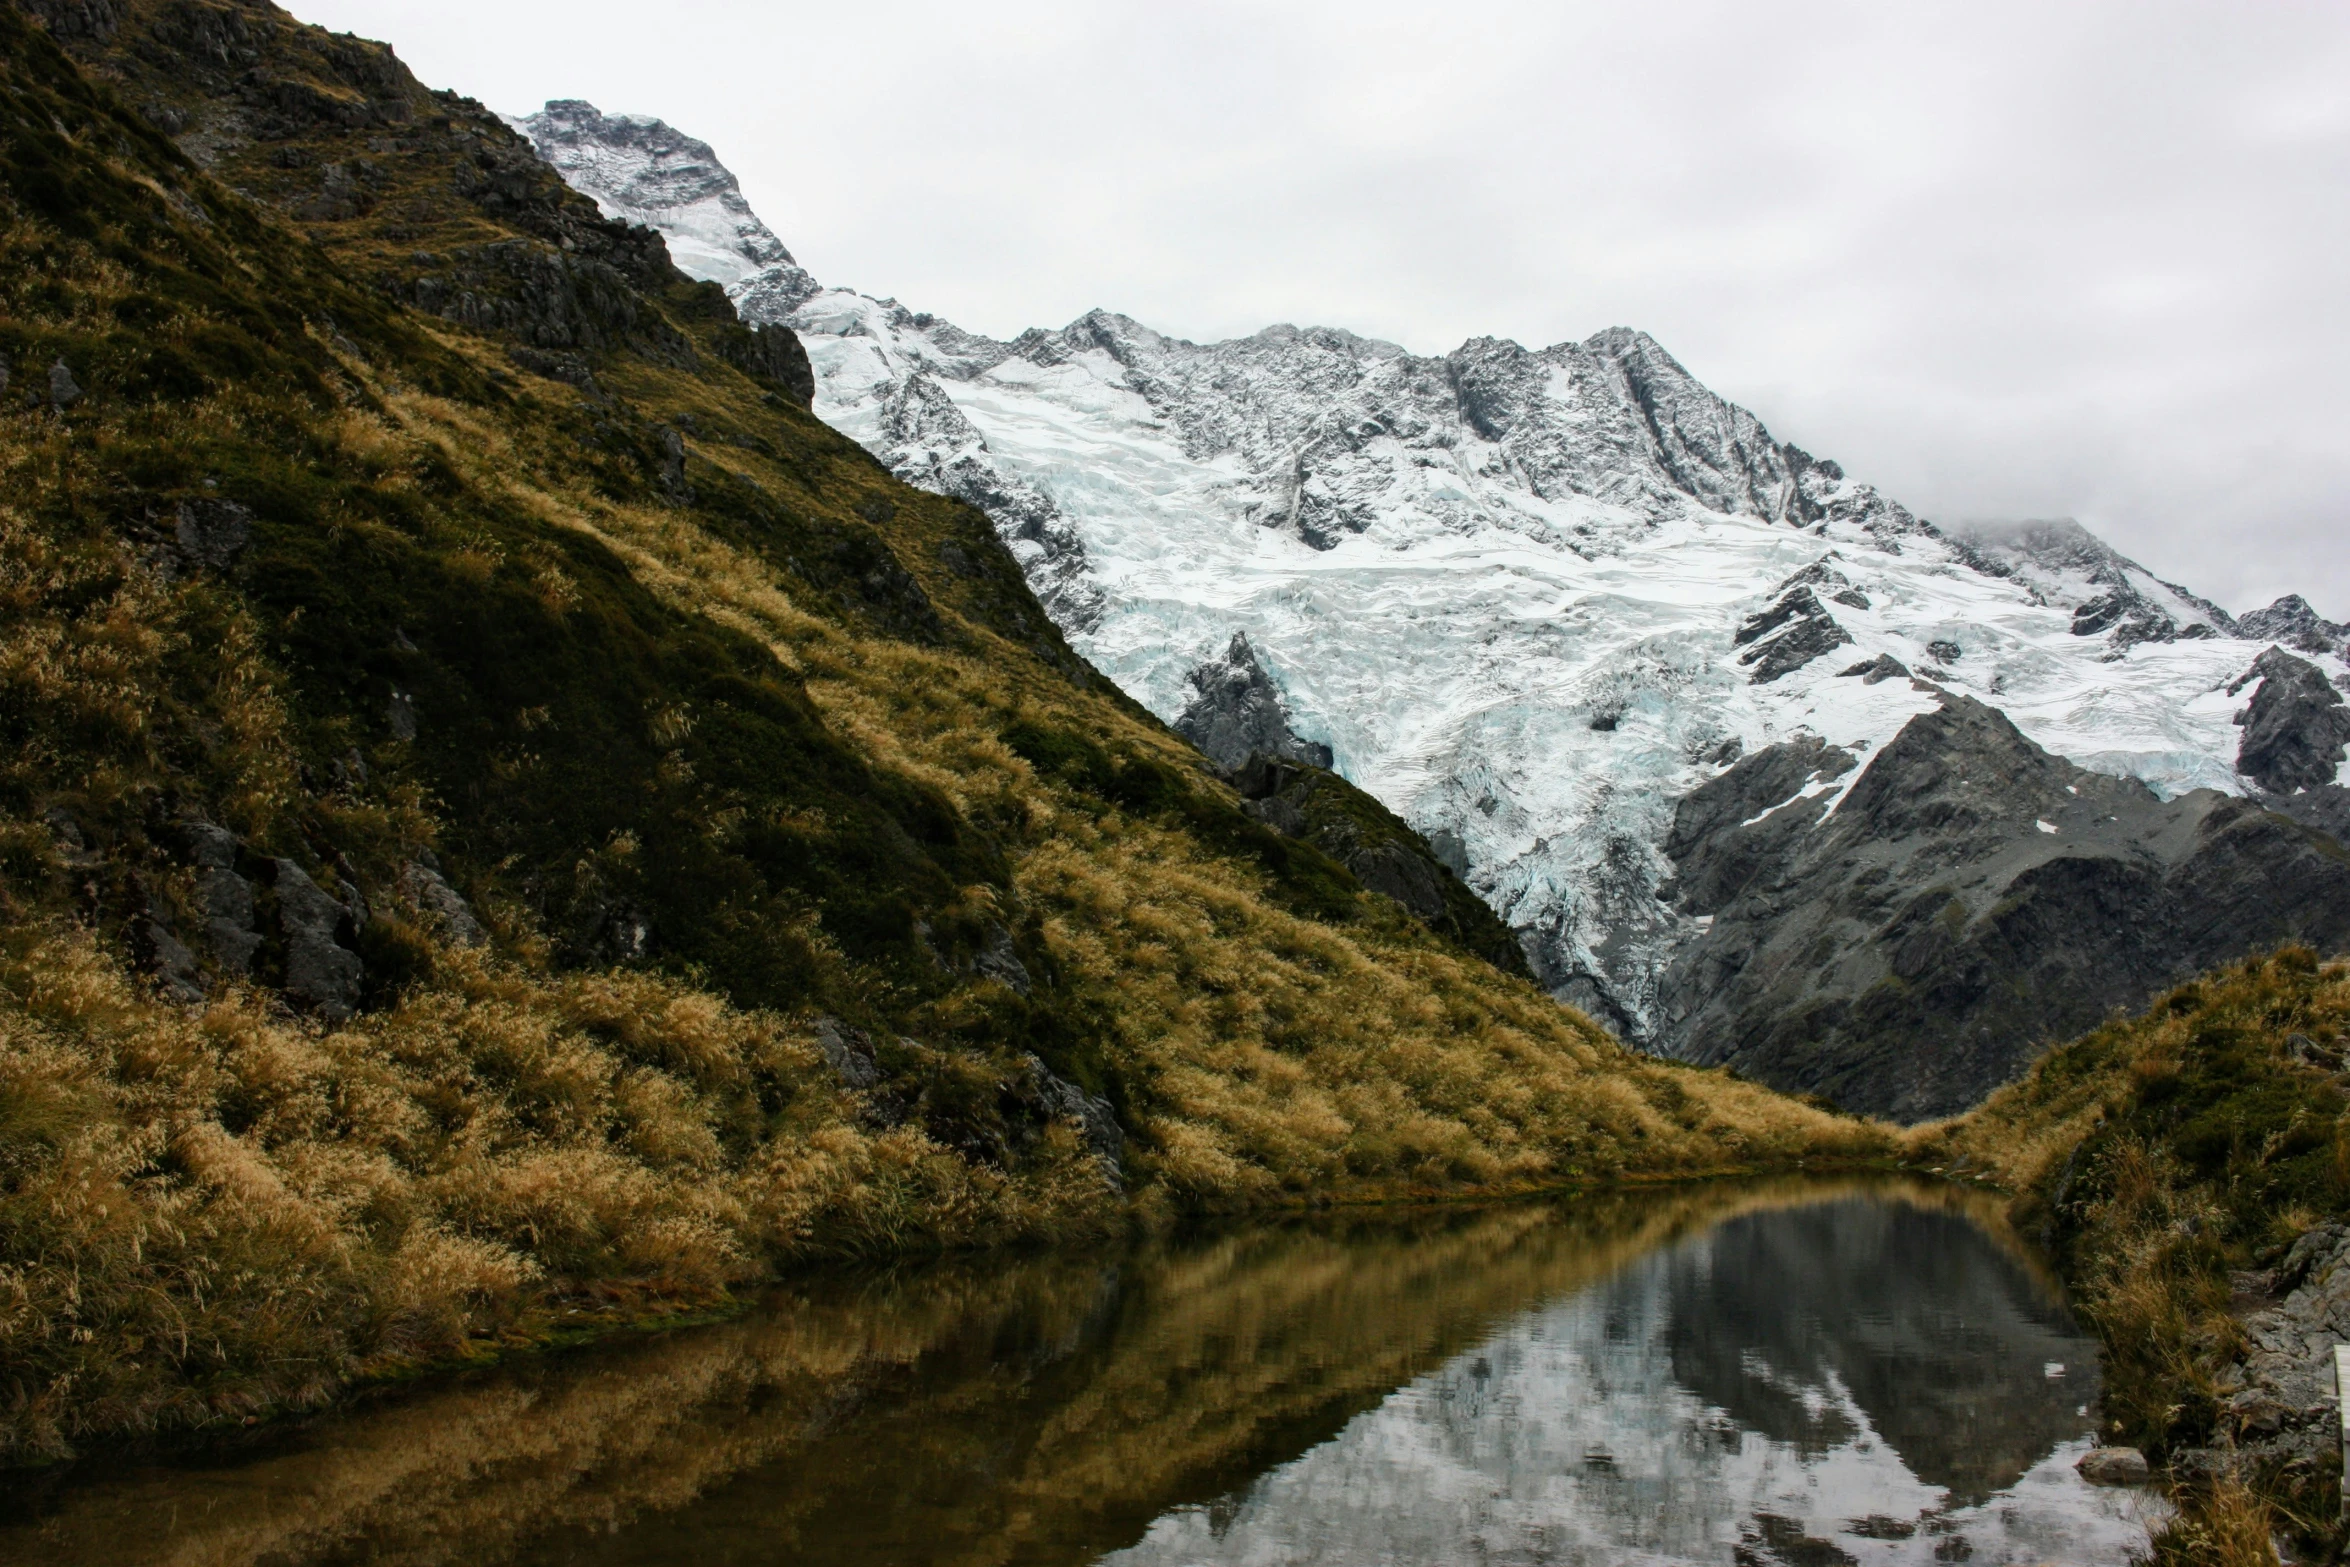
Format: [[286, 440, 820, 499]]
[[2238, 594, 2349, 656], [1655, 696, 2350, 1119], [1942, 517, 2238, 651], [2232, 649, 2350, 796], [510, 100, 821, 319], [517, 100, 2350, 1090], [1174, 632, 1332, 771], [2203, 1220, 2350, 1479]]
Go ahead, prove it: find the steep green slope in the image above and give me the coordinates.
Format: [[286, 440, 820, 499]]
[[0, 0, 1885, 1460]]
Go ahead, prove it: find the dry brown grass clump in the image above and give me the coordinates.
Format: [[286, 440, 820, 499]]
[[0, 923, 1117, 1464]]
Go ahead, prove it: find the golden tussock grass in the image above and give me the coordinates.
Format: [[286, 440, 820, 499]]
[[349, 365, 1888, 1209], [0, 924, 1119, 1463]]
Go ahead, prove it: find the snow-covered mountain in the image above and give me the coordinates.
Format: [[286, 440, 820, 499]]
[[512, 102, 2350, 1043], [506, 101, 821, 321]]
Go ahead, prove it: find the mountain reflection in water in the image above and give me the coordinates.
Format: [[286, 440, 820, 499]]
[[1110, 1196, 2154, 1567], [0, 1180, 2163, 1567]]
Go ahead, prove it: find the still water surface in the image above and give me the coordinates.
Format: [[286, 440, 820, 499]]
[[0, 1179, 2164, 1566]]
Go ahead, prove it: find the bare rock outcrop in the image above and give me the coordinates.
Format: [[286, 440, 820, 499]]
[[2233, 647, 2350, 795], [1657, 696, 2350, 1120], [1174, 633, 1332, 771]]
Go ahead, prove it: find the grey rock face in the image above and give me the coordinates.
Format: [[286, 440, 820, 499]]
[[2232, 647, 2350, 794], [509, 345, 607, 400], [48, 359, 82, 410], [1838, 654, 1911, 685], [1656, 696, 2350, 1120], [1659, 734, 1857, 913], [716, 320, 814, 409], [512, 100, 823, 318], [813, 1018, 881, 1092], [2182, 1224, 2350, 1478], [1230, 752, 1534, 978], [872, 371, 1103, 631], [173, 498, 252, 570], [1024, 1054, 1125, 1182], [20, 0, 123, 42], [141, 913, 204, 1003], [1346, 841, 1450, 922], [184, 820, 262, 978], [2269, 783, 2350, 845], [397, 239, 694, 367], [971, 923, 1033, 995], [272, 859, 364, 1020], [1175, 633, 1331, 771], [398, 856, 485, 946], [1733, 586, 1853, 684], [2238, 593, 2347, 655]]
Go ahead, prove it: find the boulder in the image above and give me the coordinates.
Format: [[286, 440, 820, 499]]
[[397, 855, 485, 946], [970, 923, 1032, 995], [136, 893, 204, 1003], [1838, 654, 1911, 685], [1024, 1054, 1124, 1180], [183, 821, 262, 977], [813, 1017, 880, 1092], [174, 499, 253, 571], [658, 426, 689, 501], [272, 859, 363, 1020], [2076, 1447, 2151, 1486]]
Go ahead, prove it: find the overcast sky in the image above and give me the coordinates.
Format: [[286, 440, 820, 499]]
[[297, 0, 2350, 617]]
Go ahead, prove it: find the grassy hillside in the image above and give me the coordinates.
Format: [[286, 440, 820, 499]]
[[1917, 946, 2350, 1566], [0, 0, 1885, 1461]]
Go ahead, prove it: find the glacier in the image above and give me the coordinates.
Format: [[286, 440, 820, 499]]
[[513, 102, 2349, 1041]]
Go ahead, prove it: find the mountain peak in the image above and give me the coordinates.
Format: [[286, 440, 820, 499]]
[[2239, 592, 2347, 655], [511, 99, 819, 311]]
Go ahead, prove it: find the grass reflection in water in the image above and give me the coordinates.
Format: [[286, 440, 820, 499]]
[[0, 1178, 2155, 1567]]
